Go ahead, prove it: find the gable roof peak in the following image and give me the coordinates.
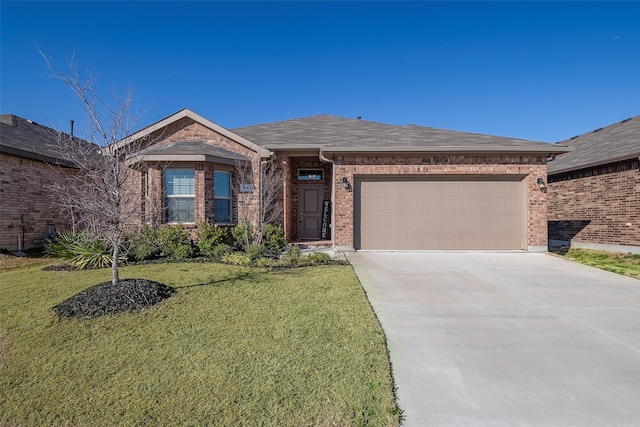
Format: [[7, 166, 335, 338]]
[[117, 108, 271, 157]]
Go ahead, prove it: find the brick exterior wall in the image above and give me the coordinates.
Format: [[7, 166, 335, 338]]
[[285, 157, 332, 241], [131, 117, 262, 227], [548, 161, 640, 249], [0, 152, 74, 251], [331, 154, 548, 250]]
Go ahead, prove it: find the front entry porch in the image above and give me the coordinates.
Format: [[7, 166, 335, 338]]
[[284, 156, 333, 243]]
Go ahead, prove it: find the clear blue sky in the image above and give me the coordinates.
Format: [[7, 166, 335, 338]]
[[2, 1, 639, 143]]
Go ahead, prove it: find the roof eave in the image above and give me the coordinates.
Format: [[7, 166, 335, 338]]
[[0, 144, 78, 168], [116, 109, 271, 158], [548, 153, 640, 175], [126, 153, 250, 165], [319, 145, 573, 154]]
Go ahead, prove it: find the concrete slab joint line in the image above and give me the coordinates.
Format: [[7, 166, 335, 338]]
[[347, 251, 640, 427]]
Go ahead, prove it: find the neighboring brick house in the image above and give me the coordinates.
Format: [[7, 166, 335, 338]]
[[120, 109, 568, 251], [548, 115, 640, 253], [0, 114, 81, 251]]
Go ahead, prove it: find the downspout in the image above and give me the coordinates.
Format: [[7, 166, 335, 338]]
[[319, 149, 336, 251]]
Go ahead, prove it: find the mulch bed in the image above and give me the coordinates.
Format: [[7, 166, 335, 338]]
[[52, 279, 175, 319]]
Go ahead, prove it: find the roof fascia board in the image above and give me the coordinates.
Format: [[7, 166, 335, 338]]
[[117, 109, 271, 158], [0, 145, 78, 168], [548, 154, 640, 175], [129, 154, 249, 164], [320, 145, 573, 154], [269, 148, 320, 156]]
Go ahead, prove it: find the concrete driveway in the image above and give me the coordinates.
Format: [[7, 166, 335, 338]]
[[347, 252, 640, 427]]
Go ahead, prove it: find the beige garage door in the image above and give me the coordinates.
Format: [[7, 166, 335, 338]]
[[354, 176, 526, 250]]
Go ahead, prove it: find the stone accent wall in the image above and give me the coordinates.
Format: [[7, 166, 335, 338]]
[[548, 162, 640, 249], [0, 153, 74, 250], [332, 154, 548, 250]]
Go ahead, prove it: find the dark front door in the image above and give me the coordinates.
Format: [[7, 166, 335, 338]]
[[298, 184, 323, 239]]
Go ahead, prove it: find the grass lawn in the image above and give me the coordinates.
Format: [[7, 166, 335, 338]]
[[0, 258, 400, 426], [552, 248, 640, 279]]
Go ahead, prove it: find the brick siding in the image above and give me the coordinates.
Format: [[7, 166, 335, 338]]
[[0, 153, 74, 250], [548, 163, 640, 248], [131, 118, 262, 227], [332, 154, 548, 249]]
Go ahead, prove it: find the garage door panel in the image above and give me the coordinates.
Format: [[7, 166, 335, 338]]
[[356, 177, 525, 250]]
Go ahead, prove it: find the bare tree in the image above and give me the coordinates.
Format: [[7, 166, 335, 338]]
[[42, 53, 147, 285], [234, 156, 285, 246]]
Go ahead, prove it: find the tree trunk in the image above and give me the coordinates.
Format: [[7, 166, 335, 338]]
[[111, 243, 120, 286]]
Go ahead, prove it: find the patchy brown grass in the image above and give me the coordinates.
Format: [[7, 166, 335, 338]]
[[0, 254, 50, 272]]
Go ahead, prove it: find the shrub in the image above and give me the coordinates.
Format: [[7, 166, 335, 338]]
[[283, 246, 302, 265], [306, 252, 331, 264], [211, 244, 232, 260], [45, 231, 122, 269], [246, 244, 266, 261], [232, 223, 254, 250], [221, 252, 252, 266], [126, 224, 161, 261], [256, 257, 280, 268], [196, 223, 228, 257], [158, 224, 193, 260], [262, 224, 287, 252]]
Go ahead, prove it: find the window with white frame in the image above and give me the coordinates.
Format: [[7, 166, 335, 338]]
[[214, 170, 232, 223], [165, 168, 195, 223]]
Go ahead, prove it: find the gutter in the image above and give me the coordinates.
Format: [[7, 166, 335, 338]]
[[548, 153, 640, 175], [319, 149, 337, 252], [319, 145, 573, 154]]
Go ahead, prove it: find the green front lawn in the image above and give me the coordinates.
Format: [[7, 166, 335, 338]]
[[552, 248, 640, 279], [0, 260, 400, 426]]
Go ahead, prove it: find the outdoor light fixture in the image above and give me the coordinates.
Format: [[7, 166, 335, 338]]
[[537, 178, 547, 192], [342, 177, 352, 192]]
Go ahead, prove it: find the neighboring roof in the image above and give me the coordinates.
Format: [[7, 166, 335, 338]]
[[118, 108, 271, 158], [0, 114, 93, 167], [548, 115, 640, 175], [233, 114, 570, 154], [129, 141, 250, 165]]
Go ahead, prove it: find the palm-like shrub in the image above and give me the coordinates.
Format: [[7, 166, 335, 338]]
[[45, 231, 124, 269]]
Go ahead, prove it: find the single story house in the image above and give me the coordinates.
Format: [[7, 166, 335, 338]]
[[120, 109, 569, 251], [548, 115, 640, 253], [0, 114, 79, 251]]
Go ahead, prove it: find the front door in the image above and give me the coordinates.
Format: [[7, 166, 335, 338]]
[[298, 184, 323, 239]]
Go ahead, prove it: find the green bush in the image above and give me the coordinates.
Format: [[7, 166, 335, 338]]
[[246, 244, 266, 261], [283, 246, 302, 265], [232, 223, 253, 250], [196, 223, 228, 257], [126, 224, 161, 261], [306, 252, 331, 264], [45, 231, 123, 269], [221, 252, 252, 266], [158, 224, 193, 260], [211, 244, 232, 259], [262, 224, 287, 252]]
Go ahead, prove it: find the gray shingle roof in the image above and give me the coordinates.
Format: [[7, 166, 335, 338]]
[[136, 141, 250, 161], [0, 114, 93, 167], [233, 114, 567, 153], [548, 115, 640, 174]]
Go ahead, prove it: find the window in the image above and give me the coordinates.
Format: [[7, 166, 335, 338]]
[[165, 168, 195, 223], [298, 169, 323, 181], [214, 171, 232, 223]]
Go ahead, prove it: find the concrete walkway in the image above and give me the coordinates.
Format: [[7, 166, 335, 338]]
[[347, 252, 640, 427]]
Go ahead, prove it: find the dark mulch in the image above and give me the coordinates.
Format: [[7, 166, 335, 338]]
[[43, 263, 79, 271], [52, 279, 175, 319]]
